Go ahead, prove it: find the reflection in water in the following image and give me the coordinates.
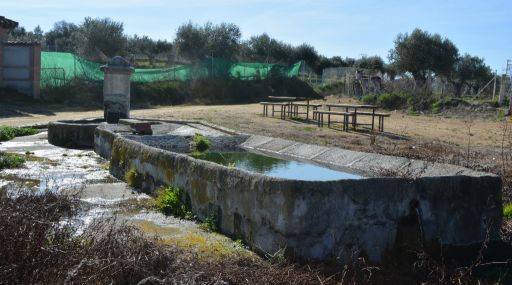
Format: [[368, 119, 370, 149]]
[[196, 152, 364, 181]]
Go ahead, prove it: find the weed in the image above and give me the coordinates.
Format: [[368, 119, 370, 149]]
[[407, 109, 419, 116], [200, 214, 218, 233], [266, 247, 288, 265], [125, 167, 139, 187], [234, 239, 245, 247], [154, 186, 192, 219], [0, 151, 25, 170], [303, 126, 315, 132], [0, 126, 38, 142], [190, 151, 205, 159], [504, 203, 512, 219], [193, 133, 211, 153], [227, 162, 236, 168], [497, 109, 506, 120], [432, 101, 442, 114]]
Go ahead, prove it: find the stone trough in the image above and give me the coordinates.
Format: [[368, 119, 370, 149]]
[[72, 118, 503, 262], [48, 118, 104, 148]]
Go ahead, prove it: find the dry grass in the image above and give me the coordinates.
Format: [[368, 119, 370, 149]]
[[0, 187, 509, 284], [0, 189, 173, 284]]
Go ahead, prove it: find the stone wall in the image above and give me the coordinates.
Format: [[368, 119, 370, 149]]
[[48, 119, 103, 148], [94, 123, 503, 262]]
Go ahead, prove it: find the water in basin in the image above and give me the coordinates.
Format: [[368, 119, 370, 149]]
[[195, 152, 364, 181]]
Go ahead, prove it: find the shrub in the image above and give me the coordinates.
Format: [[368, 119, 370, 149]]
[[154, 186, 192, 218], [407, 90, 435, 111], [41, 78, 102, 106], [361, 93, 378, 105], [505, 203, 512, 219], [315, 80, 345, 95], [193, 133, 210, 153], [0, 126, 38, 141], [131, 81, 187, 105], [0, 152, 25, 170], [376, 92, 408, 109]]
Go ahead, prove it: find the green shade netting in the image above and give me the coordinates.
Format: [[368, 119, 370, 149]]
[[40, 52, 302, 86]]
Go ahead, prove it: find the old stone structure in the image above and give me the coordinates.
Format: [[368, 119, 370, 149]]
[[92, 119, 503, 262], [101, 56, 134, 123], [0, 16, 41, 98]]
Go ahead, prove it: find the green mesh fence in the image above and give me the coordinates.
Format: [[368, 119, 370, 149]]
[[41, 52, 302, 86]]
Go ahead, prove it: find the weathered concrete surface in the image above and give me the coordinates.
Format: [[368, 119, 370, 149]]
[[48, 119, 103, 148], [94, 122, 503, 262]]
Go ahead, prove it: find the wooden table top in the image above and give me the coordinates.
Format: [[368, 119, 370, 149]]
[[326, 103, 377, 108], [268, 96, 309, 101]]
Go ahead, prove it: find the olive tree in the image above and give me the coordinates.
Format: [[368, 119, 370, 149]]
[[45, 21, 78, 52], [450, 54, 493, 96], [389, 28, 459, 87], [174, 21, 241, 60], [73, 17, 127, 60], [127, 35, 173, 66], [354, 55, 385, 73], [242, 33, 294, 64]]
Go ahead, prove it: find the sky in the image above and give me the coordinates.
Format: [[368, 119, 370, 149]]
[[4, 0, 512, 72]]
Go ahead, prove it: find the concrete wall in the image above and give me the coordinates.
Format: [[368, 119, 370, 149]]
[[94, 124, 503, 262], [0, 42, 40, 98]]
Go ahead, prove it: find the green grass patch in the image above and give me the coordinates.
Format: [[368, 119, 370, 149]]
[[0, 126, 38, 142], [154, 186, 192, 219], [504, 203, 512, 219], [0, 151, 25, 170]]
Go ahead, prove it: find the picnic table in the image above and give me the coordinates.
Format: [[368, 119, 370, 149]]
[[261, 96, 318, 120], [319, 104, 389, 132]]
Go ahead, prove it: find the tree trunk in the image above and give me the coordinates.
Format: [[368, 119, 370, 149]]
[[454, 82, 464, 97]]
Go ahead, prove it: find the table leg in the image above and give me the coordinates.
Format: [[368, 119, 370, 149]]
[[306, 100, 310, 121], [371, 108, 375, 130]]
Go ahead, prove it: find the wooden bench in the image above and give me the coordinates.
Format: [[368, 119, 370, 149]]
[[313, 110, 354, 131], [352, 111, 390, 132], [260, 102, 289, 119], [290, 103, 322, 120]]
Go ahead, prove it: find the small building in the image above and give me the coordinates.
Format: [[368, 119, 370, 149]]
[[0, 16, 41, 98]]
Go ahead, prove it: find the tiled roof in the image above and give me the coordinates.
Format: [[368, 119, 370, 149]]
[[0, 16, 18, 29]]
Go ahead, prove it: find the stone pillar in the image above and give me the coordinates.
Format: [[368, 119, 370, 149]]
[[31, 43, 41, 99], [100, 56, 134, 123]]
